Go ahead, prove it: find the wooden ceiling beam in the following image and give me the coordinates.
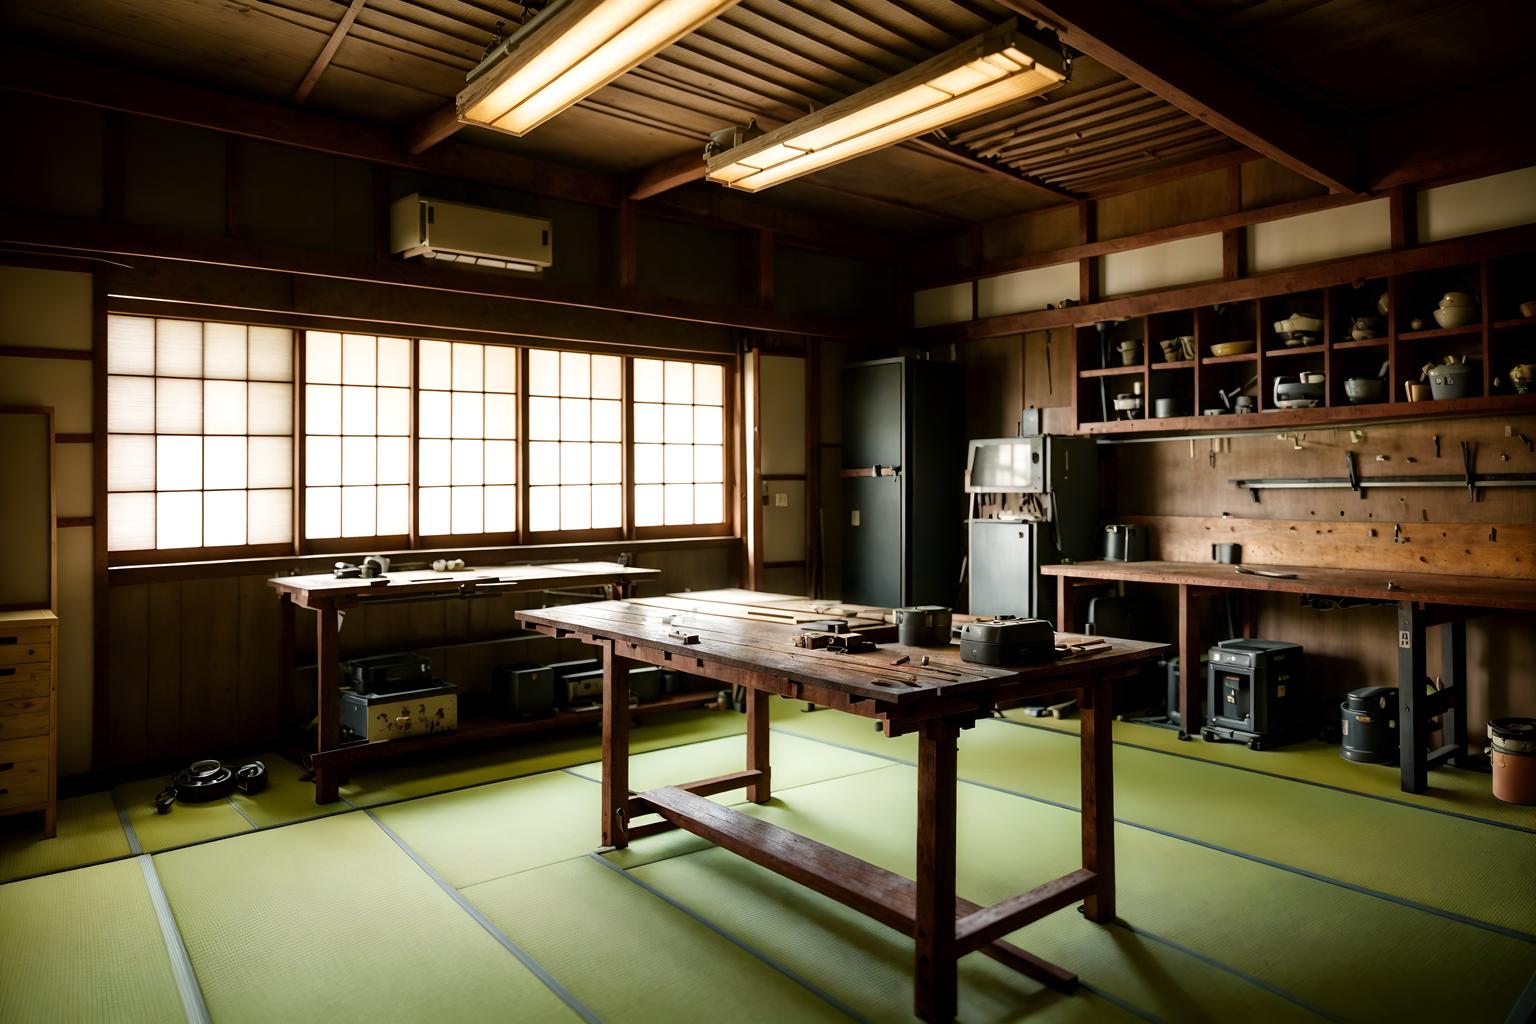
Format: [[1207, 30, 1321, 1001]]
[[630, 149, 707, 201], [407, 103, 464, 155], [997, 0, 1359, 194], [905, 137, 1081, 201], [292, 0, 368, 105]]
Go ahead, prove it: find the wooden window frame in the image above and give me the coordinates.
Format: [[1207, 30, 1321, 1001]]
[[631, 352, 735, 542]]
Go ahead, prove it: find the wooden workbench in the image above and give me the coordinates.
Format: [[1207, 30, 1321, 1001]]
[[268, 561, 658, 802], [518, 597, 1165, 1023], [1040, 560, 1536, 792]]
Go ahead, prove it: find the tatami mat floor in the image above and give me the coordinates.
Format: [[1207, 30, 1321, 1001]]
[[1, 701, 1533, 1022]]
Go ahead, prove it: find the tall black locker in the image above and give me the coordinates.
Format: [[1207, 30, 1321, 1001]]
[[840, 357, 964, 608]]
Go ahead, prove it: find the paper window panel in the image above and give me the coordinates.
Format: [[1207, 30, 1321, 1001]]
[[248, 327, 294, 382], [108, 435, 156, 492], [108, 493, 156, 551], [248, 489, 293, 544], [560, 486, 591, 530], [305, 487, 340, 538], [341, 386, 376, 434], [203, 323, 248, 379], [377, 337, 410, 387], [631, 358, 728, 527], [485, 347, 517, 393], [419, 488, 450, 536], [529, 349, 560, 395], [418, 440, 451, 486], [634, 404, 663, 443], [591, 356, 622, 399], [453, 393, 483, 436], [485, 394, 517, 439], [592, 485, 622, 529], [695, 407, 723, 445], [529, 397, 560, 439], [561, 398, 591, 441], [247, 437, 292, 489], [664, 484, 693, 525], [378, 389, 410, 435], [486, 486, 517, 531], [156, 436, 202, 491], [203, 437, 247, 491], [377, 485, 409, 535], [453, 343, 484, 391], [634, 360, 663, 402], [694, 364, 724, 406], [107, 316, 156, 375], [378, 437, 410, 485], [203, 380, 247, 435], [307, 436, 341, 486], [203, 491, 247, 547], [664, 361, 693, 404], [528, 442, 558, 485], [592, 400, 621, 442], [306, 385, 341, 435], [306, 332, 342, 384], [156, 319, 203, 377], [156, 491, 202, 549], [529, 486, 558, 532], [634, 484, 663, 527], [634, 444, 662, 484], [560, 351, 590, 397], [486, 441, 518, 484], [419, 340, 518, 536], [342, 334, 376, 386], [341, 486, 376, 538], [342, 436, 377, 486], [248, 383, 293, 435], [156, 378, 203, 434], [695, 445, 724, 483], [591, 443, 622, 484], [694, 484, 724, 524], [109, 376, 156, 433], [451, 486, 484, 534], [452, 439, 484, 485]]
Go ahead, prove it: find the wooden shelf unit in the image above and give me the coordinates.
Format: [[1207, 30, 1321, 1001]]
[[1073, 247, 1536, 434]]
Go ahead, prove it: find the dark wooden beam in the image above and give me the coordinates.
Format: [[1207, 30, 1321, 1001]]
[[998, 0, 1357, 194], [0, 212, 886, 341], [292, 0, 367, 105], [629, 149, 707, 201], [906, 137, 1080, 201], [406, 103, 464, 156]]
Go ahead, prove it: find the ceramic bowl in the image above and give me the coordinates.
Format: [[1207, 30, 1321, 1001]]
[[1433, 306, 1479, 329], [1153, 398, 1187, 419], [1344, 378, 1385, 404], [1287, 313, 1322, 332], [1209, 341, 1257, 357], [1520, 301, 1536, 318], [1274, 381, 1323, 401], [1438, 291, 1477, 308], [1300, 371, 1326, 385]]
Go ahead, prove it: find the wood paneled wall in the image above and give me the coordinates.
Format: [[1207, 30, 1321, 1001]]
[[101, 542, 738, 769]]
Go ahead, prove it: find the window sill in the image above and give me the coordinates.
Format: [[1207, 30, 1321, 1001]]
[[106, 534, 741, 586]]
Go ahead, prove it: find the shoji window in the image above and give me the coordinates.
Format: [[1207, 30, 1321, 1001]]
[[303, 332, 411, 541], [633, 358, 725, 528], [418, 340, 518, 538], [526, 349, 623, 534], [106, 316, 295, 554]]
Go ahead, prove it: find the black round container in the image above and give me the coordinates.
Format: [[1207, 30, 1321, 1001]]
[[1340, 686, 1398, 764], [894, 606, 952, 646]]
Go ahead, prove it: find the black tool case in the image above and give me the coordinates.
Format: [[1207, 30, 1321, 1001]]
[[958, 618, 1055, 666], [342, 652, 433, 695]]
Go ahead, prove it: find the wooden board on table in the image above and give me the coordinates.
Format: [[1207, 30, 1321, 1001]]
[[1041, 560, 1536, 612], [519, 600, 1164, 706], [269, 561, 657, 602]]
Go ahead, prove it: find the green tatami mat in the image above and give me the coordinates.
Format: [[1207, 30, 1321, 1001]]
[[116, 775, 253, 851], [675, 764, 1535, 1023], [634, 847, 1301, 1024], [153, 812, 580, 1023], [1009, 712, 1536, 830], [342, 708, 743, 807], [372, 769, 600, 889], [0, 792, 131, 882], [776, 708, 1536, 937], [566, 730, 892, 799], [0, 858, 185, 1023], [463, 855, 855, 1023], [230, 753, 350, 829]]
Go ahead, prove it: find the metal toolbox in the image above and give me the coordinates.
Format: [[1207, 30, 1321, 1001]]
[[958, 618, 1055, 666], [491, 663, 554, 721], [560, 666, 662, 707], [340, 682, 458, 743]]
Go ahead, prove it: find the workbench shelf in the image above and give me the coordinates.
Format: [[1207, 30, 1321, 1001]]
[[1072, 246, 1536, 435]]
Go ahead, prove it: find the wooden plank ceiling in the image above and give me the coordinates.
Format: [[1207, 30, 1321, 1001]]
[[5, 0, 1526, 233]]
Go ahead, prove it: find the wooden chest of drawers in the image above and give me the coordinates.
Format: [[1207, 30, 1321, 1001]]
[[0, 610, 56, 836]]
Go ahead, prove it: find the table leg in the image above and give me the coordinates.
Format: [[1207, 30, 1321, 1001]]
[[1081, 673, 1115, 923], [1397, 601, 1428, 794], [1055, 576, 1075, 633], [278, 593, 295, 738], [746, 687, 771, 804], [603, 640, 634, 848], [1178, 584, 1200, 737], [1441, 617, 1469, 766], [915, 718, 959, 1024], [314, 603, 340, 804]]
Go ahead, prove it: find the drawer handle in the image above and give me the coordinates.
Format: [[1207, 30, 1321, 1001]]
[[0, 637, 14, 645], [0, 668, 13, 677], [0, 788, 7, 796], [0, 763, 10, 771]]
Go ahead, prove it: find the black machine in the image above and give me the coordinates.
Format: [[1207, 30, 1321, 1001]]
[[559, 665, 662, 707], [959, 618, 1055, 666], [1340, 686, 1398, 764], [841, 357, 964, 608], [1203, 639, 1305, 749], [492, 663, 555, 721], [343, 652, 433, 695]]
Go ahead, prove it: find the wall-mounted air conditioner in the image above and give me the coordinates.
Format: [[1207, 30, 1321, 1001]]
[[389, 193, 552, 272]]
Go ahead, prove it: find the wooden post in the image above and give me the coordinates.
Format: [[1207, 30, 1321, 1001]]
[[1056, 575, 1075, 633], [1080, 674, 1115, 923], [915, 718, 959, 1023], [746, 687, 771, 804], [1440, 615, 1469, 766], [314, 603, 340, 804], [1397, 601, 1427, 793], [1178, 584, 1200, 736], [603, 639, 634, 847], [278, 593, 295, 740]]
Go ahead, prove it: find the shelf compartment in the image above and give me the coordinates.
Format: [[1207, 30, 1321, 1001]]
[[1264, 344, 1326, 358], [1333, 337, 1391, 350], [1202, 352, 1258, 366], [1493, 316, 1536, 330], [1151, 359, 1195, 371], [1398, 324, 1484, 342], [1079, 365, 1145, 378]]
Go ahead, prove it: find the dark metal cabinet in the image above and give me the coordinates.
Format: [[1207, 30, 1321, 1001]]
[[840, 358, 963, 607]]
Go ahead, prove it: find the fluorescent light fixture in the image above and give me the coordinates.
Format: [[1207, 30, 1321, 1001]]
[[457, 0, 740, 137], [706, 21, 1066, 192]]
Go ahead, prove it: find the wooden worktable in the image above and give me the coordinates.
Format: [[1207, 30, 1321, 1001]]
[[518, 597, 1165, 1023], [1041, 560, 1536, 792], [268, 561, 658, 801]]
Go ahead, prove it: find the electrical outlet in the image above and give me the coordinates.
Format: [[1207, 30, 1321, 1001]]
[[773, 492, 789, 508], [850, 510, 860, 527]]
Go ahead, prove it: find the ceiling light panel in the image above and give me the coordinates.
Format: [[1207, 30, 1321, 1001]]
[[458, 0, 740, 137], [706, 22, 1066, 193]]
